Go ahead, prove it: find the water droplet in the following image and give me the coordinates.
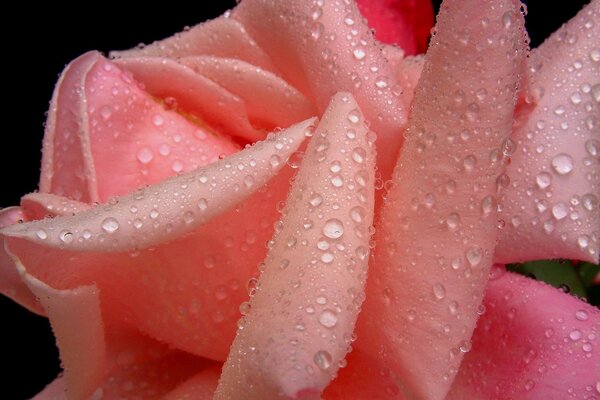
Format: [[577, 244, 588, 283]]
[[59, 230, 73, 243], [551, 203, 568, 220], [466, 246, 483, 267], [586, 140, 599, 157], [101, 217, 119, 233], [432, 283, 446, 300], [481, 195, 495, 217], [348, 109, 361, 123], [459, 340, 472, 353], [350, 206, 365, 224], [269, 155, 281, 169], [575, 309, 589, 321], [36, 230, 47, 240], [535, 172, 552, 189], [502, 11, 514, 29], [578, 235, 590, 249], [99, 106, 116, 124], [330, 175, 344, 188], [448, 301, 459, 315], [352, 147, 366, 164], [569, 329, 582, 341], [321, 252, 334, 264], [551, 154, 574, 175], [309, 194, 323, 207], [314, 350, 333, 370], [319, 309, 338, 328], [197, 198, 208, 211], [323, 219, 344, 239], [137, 147, 154, 164], [446, 213, 460, 231], [239, 301, 251, 315], [463, 155, 477, 172], [353, 48, 366, 60], [152, 114, 164, 127]]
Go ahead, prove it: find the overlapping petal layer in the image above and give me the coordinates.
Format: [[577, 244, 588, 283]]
[[216, 93, 376, 399], [356, 0, 527, 398]]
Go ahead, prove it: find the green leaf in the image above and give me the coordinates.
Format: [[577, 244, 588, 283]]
[[577, 262, 600, 288], [507, 260, 587, 299]]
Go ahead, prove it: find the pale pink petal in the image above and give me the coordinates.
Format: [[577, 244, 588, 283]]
[[383, 45, 425, 110], [448, 268, 600, 399], [114, 57, 265, 142], [111, 17, 278, 74], [356, 0, 527, 398], [1, 120, 314, 361], [216, 93, 376, 399], [9, 254, 106, 400], [233, 0, 406, 178], [32, 377, 66, 400], [497, 0, 600, 264], [323, 351, 406, 399], [83, 55, 239, 200], [0, 207, 44, 314], [163, 365, 221, 400], [3, 118, 313, 253], [39, 51, 101, 203], [179, 56, 317, 131], [98, 353, 212, 399], [20, 193, 91, 220]]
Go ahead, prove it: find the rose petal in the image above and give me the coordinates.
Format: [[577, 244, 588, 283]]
[[111, 17, 278, 74], [497, 0, 600, 264], [233, 0, 407, 178], [448, 268, 600, 399], [323, 350, 405, 399], [179, 56, 317, 131], [39, 51, 101, 203], [85, 55, 239, 199], [163, 365, 221, 400], [114, 56, 266, 143], [1, 120, 314, 362], [356, 0, 527, 398], [10, 254, 106, 400], [216, 93, 376, 399], [356, 0, 434, 54], [0, 207, 44, 314], [20, 193, 91, 220]]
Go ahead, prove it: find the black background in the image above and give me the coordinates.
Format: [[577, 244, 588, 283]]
[[0, 1, 590, 398]]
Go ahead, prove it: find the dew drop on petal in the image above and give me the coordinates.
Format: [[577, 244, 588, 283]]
[[319, 309, 338, 328], [102, 217, 120, 233], [314, 350, 333, 370], [551, 154, 574, 175], [323, 219, 344, 239]]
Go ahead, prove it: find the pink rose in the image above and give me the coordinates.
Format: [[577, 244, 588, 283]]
[[1, 0, 599, 399]]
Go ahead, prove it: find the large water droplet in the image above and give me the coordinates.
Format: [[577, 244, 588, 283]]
[[432, 283, 446, 300], [352, 147, 366, 164], [535, 172, 552, 189], [314, 350, 333, 370], [323, 219, 344, 239], [102, 217, 120, 233], [319, 309, 338, 328], [466, 246, 483, 267], [551, 202, 568, 220], [551, 154, 574, 175], [137, 147, 154, 164]]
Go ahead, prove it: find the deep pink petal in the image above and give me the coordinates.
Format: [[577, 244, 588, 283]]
[[356, 0, 434, 54], [1, 120, 313, 362], [356, 0, 527, 398], [216, 94, 376, 399], [497, 0, 600, 264], [163, 365, 221, 400], [233, 0, 407, 179], [111, 17, 278, 74], [448, 269, 600, 399], [323, 350, 406, 399]]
